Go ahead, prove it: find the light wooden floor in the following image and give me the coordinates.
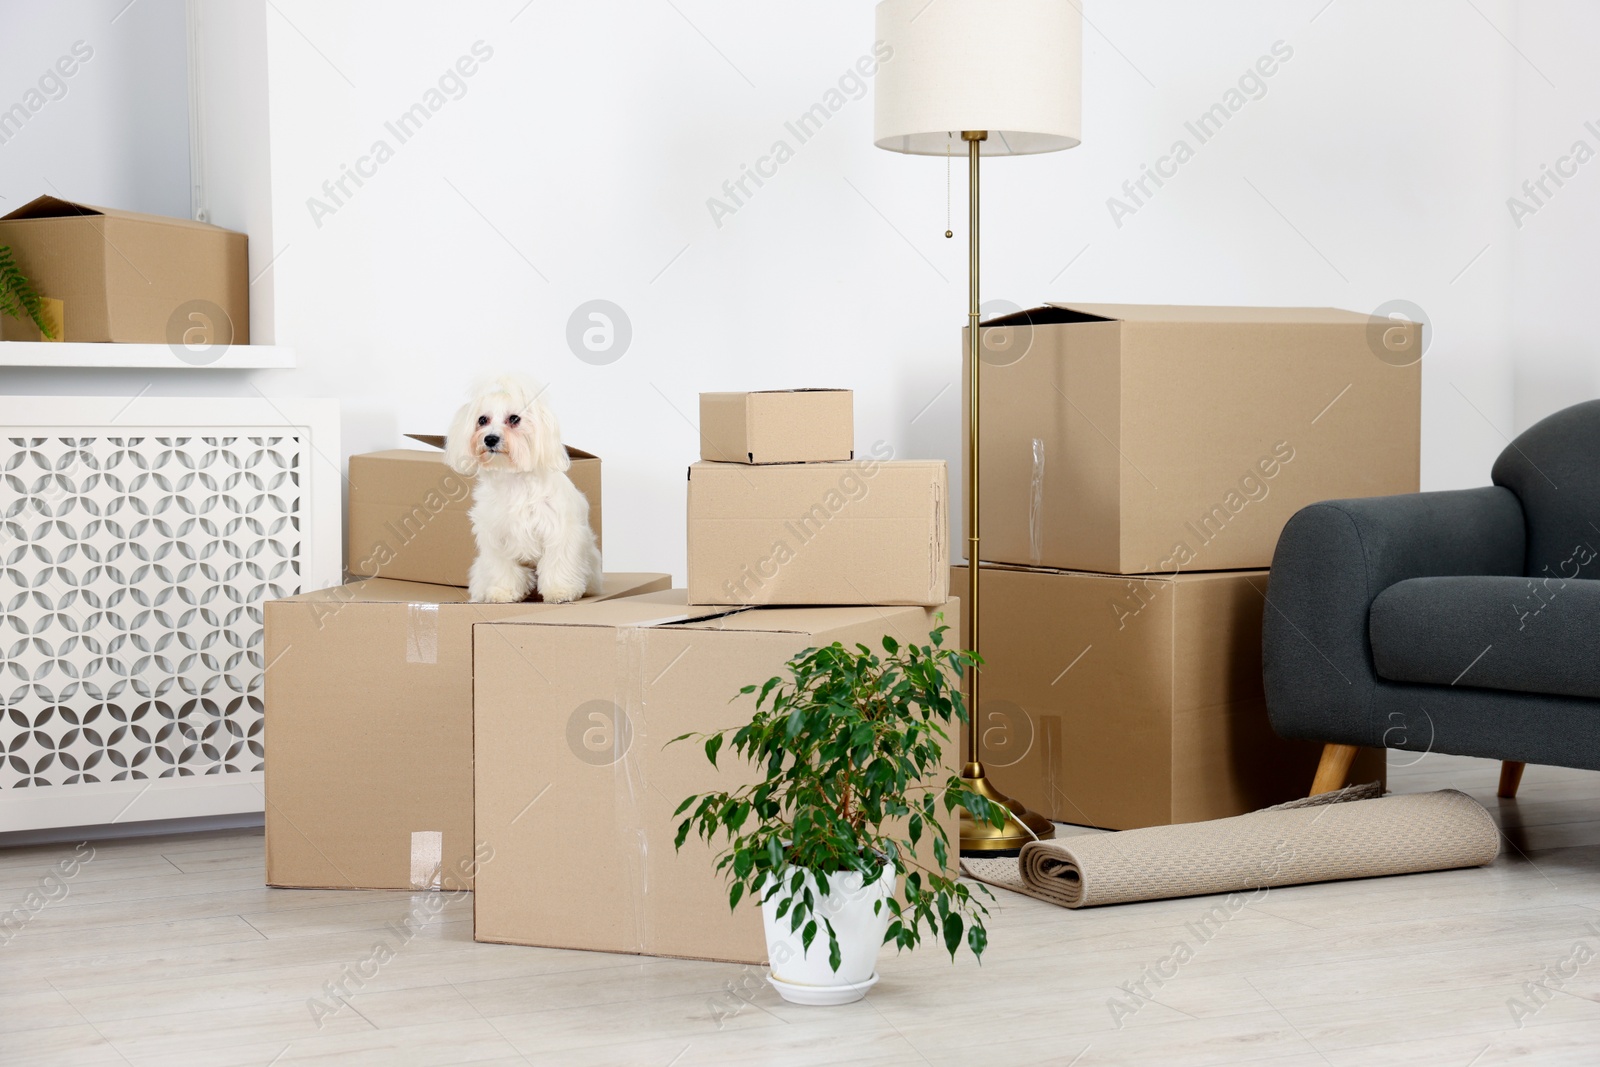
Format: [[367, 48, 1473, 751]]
[[5, 754, 1600, 1066]]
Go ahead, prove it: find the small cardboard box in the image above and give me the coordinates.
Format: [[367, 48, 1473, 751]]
[[262, 572, 669, 891], [965, 304, 1421, 574], [346, 434, 601, 588], [952, 564, 1384, 829], [686, 457, 948, 606], [472, 589, 961, 963], [0, 195, 248, 343], [699, 389, 854, 464]]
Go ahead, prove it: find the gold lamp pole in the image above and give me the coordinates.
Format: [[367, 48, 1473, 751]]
[[871, 0, 1082, 854], [955, 131, 1056, 854]]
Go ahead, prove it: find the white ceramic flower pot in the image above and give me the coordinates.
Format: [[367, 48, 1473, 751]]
[[762, 864, 895, 1005]]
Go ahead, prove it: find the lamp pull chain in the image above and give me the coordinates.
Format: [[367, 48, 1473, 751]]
[[945, 136, 954, 238]]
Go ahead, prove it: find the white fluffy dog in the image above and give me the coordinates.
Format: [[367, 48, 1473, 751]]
[[445, 374, 602, 604]]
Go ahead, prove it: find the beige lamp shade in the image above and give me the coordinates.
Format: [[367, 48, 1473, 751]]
[[873, 0, 1082, 156]]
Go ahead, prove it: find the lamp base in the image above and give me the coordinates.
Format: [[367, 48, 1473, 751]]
[[958, 761, 1056, 856]]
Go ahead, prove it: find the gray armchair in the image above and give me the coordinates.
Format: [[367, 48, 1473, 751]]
[[1264, 399, 1600, 797]]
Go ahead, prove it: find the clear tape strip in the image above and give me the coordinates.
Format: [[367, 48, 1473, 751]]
[[1029, 437, 1046, 567], [406, 603, 439, 664], [409, 830, 443, 891], [617, 625, 649, 951]]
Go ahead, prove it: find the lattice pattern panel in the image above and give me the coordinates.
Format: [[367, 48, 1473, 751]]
[[1, 436, 302, 788]]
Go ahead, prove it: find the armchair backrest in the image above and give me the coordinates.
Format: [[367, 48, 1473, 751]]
[[1491, 398, 1600, 580]]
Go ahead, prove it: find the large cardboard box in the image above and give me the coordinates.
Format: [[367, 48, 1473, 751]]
[[953, 564, 1384, 829], [346, 435, 602, 587], [965, 304, 1421, 574], [687, 458, 948, 606], [473, 589, 961, 964], [262, 572, 668, 892], [0, 195, 248, 343], [699, 389, 854, 463]]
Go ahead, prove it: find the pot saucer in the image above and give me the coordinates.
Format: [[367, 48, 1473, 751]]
[[766, 971, 880, 1006]]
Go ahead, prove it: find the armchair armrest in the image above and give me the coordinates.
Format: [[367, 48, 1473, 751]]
[[1263, 487, 1525, 746]]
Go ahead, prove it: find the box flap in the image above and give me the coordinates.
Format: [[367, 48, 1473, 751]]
[[487, 588, 748, 629], [0, 194, 235, 232], [0, 195, 104, 221], [959, 561, 1265, 586], [1041, 302, 1374, 326], [667, 603, 942, 636], [276, 572, 666, 606], [403, 433, 597, 461]]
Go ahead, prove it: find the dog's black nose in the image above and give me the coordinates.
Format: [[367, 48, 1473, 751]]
[[483, 434, 501, 449]]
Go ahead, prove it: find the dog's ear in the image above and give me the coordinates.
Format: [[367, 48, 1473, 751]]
[[444, 400, 479, 475], [522, 392, 570, 473]]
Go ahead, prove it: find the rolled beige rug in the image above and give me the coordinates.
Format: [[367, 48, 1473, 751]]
[[963, 789, 1499, 908]]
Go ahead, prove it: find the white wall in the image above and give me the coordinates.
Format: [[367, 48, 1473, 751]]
[[1509, 1, 1600, 431], [3, 0, 1556, 584], [0, 0, 191, 219]]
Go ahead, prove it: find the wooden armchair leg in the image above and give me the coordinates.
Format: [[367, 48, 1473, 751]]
[[1498, 760, 1526, 799], [1311, 743, 1360, 795]]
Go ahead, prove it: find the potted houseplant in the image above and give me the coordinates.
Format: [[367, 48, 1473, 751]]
[[672, 624, 1006, 1005], [0, 245, 56, 340]]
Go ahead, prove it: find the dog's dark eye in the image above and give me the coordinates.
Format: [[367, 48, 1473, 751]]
[[476, 415, 489, 427], [506, 414, 521, 426]]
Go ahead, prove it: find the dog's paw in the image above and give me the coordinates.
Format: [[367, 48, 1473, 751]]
[[538, 585, 583, 605], [474, 586, 521, 604]]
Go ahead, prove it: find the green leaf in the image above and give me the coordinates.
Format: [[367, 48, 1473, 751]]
[[728, 882, 744, 911], [673, 795, 696, 816], [801, 919, 818, 953], [942, 914, 963, 959], [0, 246, 53, 339], [704, 733, 724, 768], [967, 920, 988, 960]]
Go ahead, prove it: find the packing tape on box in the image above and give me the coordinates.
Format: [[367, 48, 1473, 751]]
[[409, 830, 443, 890], [406, 603, 439, 664], [615, 625, 651, 951], [1029, 437, 1046, 567]]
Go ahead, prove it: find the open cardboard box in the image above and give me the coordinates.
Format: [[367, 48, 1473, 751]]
[[0, 195, 248, 343], [965, 304, 1422, 573], [263, 572, 668, 892], [472, 589, 961, 964], [346, 433, 601, 588]]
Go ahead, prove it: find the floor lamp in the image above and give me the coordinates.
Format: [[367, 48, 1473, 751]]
[[873, 0, 1083, 853]]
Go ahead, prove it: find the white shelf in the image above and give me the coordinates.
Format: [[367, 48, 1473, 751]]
[[0, 342, 296, 369]]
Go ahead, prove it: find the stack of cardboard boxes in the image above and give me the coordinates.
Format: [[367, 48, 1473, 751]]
[[263, 306, 1420, 964], [265, 392, 964, 966], [955, 304, 1421, 829]]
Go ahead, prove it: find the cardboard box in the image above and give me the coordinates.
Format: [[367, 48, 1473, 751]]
[[473, 589, 961, 963], [346, 434, 601, 588], [0, 195, 248, 343], [262, 572, 668, 892], [687, 458, 948, 606], [952, 564, 1384, 829], [699, 389, 854, 464], [964, 304, 1421, 574]]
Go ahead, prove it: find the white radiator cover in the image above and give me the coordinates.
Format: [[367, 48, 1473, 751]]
[[0, 397, 340, 832]]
